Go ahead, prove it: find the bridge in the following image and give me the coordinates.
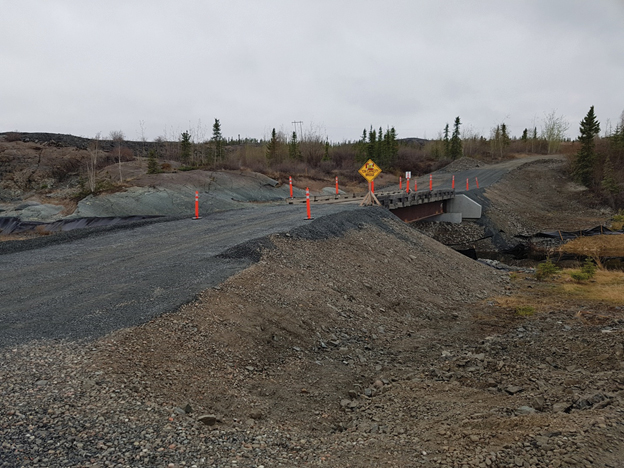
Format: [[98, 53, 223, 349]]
[[300, 188, 481, 223]]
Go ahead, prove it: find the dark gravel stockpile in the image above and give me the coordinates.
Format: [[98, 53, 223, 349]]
[[2, 206, 624, 467], [0, 204, 507, 467], [2, 154, 621, 467], [0, 204, 363, 348]]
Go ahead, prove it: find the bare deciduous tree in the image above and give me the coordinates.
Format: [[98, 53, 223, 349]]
[[138, 120, 146, 165], [540, 111, 569, 154], [87, 133, 101, 193], [109, 130, 125, 182]]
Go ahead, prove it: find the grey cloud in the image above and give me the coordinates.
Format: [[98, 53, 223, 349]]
[[1, 0, 622, 142]]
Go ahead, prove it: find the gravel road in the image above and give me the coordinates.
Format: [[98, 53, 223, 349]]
[[0, 203, 360, 348], [381, 154, 566, 193], [0, 155, 561, 349]]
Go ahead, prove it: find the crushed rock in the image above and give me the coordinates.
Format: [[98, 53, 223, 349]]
[[3, 210, 624, 466]]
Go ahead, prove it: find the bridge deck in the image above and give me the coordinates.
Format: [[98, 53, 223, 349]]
[[375, 189, 455, 209]]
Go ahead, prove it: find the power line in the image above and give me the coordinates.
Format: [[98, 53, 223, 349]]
[[292, 121, 303, 139]]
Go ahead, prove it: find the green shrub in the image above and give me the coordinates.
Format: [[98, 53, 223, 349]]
[[516, 306, 535, 316], [580, 258, 597, 279], [147, 150, 160, 174], [535, 259, 559, 281], [612, 210, 624, 230], [570, 271, 591, 282]]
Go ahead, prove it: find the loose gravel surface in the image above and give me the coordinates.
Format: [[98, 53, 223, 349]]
[[2, 208, 624, 467], [0, 203, 361, 348]]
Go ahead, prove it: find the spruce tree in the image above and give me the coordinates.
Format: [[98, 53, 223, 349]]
[[443, 124, 450, 158], [288, 131, 301, 160], [180, 131, 192, 164], [322, 141, 331, 161], [367, 128, 377, 160], [449, 116, 462, 159], [521, 128, 528, 152], [356, 129, 368, 163], [601, 154, 619, 194], [147, 149, 159, 174], [389, 127, 399, 167], [377, 126, 383, 162], [211, 119, 223, 163], [501, 123, 511, 156], [573, 105, 600, 187], [491, 125, 501, 158], [266, 128, 279, 165]]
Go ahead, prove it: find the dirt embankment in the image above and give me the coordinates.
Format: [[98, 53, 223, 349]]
[[417, 157, 611, 260], [2, 208, 624, 467]]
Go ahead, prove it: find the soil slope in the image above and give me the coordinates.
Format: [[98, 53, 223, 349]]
[[2, 208, 624, 467]]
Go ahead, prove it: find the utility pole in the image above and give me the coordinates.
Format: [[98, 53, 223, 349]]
[[292, 121, 303, 140]]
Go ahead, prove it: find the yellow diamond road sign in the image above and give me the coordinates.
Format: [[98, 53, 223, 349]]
[[358, 159, 382, 182]]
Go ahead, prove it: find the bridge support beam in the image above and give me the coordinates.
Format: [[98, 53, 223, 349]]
[[428, 194, 482, 224], [391, 201, 444, 223]]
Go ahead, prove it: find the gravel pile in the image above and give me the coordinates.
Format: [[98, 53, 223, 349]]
[[438, 157, 484, 173], [413, 220, 488, 248], [3, 209, 624, 466]]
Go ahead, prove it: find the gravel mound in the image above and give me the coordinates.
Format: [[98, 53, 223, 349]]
[[70, 171, 303, 219], [2, 207, 623, 466], [438, 157, 483, 173]]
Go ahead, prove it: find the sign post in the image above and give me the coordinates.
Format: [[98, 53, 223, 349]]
[[358, 159, 382, 206]]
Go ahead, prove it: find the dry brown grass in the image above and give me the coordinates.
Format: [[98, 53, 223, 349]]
[[560, 235, 624, 258], [557, 269, 624, 303], [0, 233, 38, 242], [493, 268, 624, 320]]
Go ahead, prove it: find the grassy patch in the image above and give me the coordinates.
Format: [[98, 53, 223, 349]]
[[558, 269, 624, 303], [560, 234, 624, 258], [515, 305, 536, 316], [611, 210, 624, 230]]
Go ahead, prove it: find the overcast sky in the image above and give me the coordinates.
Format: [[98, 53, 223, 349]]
[[1, 0, 623, 143]]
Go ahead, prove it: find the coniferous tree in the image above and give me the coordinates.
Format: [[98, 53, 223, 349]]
[[289, 131, 301, 160], [380, 128, 390, 167], [322, 141, 331, 161], [501, 123, 511, 156], [521, 128, 528, 152], [449, 117, 462, 159], [389, 127, 399, 166], [356, 129, 368, 163], [367, 128, 377, 160], [573, 105, 601, 187], [147, 149, 160, 174], [211, 119, 223, 163], [180, 130, 192, 164], [443, 124, 450, 158], [266, 128, 279, 165], [491, 125, 501, 158], [377, 126, 384, 162], [601, 154, 619, 195]]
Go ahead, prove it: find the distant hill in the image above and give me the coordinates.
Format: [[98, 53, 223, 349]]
[[0, 131, 155, 153], [397, 137, 429, 146]]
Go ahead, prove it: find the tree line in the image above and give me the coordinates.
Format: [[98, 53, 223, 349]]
[[572, 106, 624, 207], [87, 108, 623, 207]]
